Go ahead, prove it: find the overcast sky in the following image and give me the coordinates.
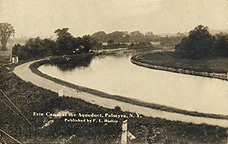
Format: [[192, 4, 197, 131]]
[[0, 0, 228, 37]]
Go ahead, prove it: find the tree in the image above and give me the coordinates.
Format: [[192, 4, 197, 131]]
[[91, 31, 107, 43], [175, 25, 215, 59], [213, 34, 228, 57], [42, 38, 58, 56], [0, 23, 15, 51], [12, 44, 30, 60], [54, 28, 75, 55], [12, 37, 57, 60], [89, 37, 102, 49], [130, 31, 144, 42], [107, 39, 114, 45], [81, 35, 92, 53], [55, 28, 95, 55], [107, 31, 126, 43], [122, 34, 130, 43]]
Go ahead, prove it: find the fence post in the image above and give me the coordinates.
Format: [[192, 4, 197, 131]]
[[121, 120, 128, 144], [12, 57, 15, 63]]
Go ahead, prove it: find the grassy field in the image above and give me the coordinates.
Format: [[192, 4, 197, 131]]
[[0, 53, 227, 143], [136, 51, 228, 73]]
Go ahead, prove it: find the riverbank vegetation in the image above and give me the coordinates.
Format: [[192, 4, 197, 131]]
[[91, 30, 185, 48], [10, 27, 187, 62], [175, 25, 228, 59], [136, 51, 228, 74], [11, 28, 101, 60], [135, 25, 228, 74], [0, 64, 227, 143], [11, 28, 160, 61]]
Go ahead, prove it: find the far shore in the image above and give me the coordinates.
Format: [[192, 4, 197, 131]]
[[131, 51, 228, 81]]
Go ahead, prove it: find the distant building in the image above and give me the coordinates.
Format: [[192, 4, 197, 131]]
[[150, 41, 161, 45]]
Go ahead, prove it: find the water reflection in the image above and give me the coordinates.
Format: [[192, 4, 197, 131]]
[[46, 55, 93, 71], [48, 51, 147, 72]]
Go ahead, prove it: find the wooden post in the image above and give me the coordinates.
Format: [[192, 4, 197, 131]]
[[11, 57, 15, 64], [121, 120, 128, 144]]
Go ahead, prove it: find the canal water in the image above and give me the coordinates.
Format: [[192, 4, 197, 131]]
[[38, 52, 228, 115]]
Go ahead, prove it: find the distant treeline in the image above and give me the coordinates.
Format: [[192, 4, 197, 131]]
[[12, 26, 228, 60], [91, 31, 185, 47], [12, 28, 187, 60], [12, 28, 101, 60], [175, 25, 228, 59]]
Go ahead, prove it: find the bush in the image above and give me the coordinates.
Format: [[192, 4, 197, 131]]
[[175, 25, 216, 59]]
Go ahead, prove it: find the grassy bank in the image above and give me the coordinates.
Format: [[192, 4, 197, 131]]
[[134, 51, 228, 74], [0, 55, 227, 143]]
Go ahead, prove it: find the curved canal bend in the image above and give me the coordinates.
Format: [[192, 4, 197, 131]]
[[14, 53, 228, 127], [39, 53, 228, 116]]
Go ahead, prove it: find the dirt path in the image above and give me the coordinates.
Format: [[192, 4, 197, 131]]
[[14, 59, 228, 128]]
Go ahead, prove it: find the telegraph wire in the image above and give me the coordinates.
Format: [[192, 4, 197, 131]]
[[0, 129, 22, 144], [0, 89, 35, 128], [0, 98, 22, 118]]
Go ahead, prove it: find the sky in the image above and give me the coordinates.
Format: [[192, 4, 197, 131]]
[[0, 0, 228, 38]]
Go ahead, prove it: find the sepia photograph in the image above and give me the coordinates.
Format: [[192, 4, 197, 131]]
[[1, 0, 228, 143]]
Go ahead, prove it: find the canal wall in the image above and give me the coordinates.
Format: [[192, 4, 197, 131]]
[[131, 55, 228, 81]]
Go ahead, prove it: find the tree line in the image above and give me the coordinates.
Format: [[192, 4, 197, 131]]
[[175, 25, 228, 59], [91, 30, 185, 45], [12, 28, 100, 60], [7, 22, 228, 60]]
